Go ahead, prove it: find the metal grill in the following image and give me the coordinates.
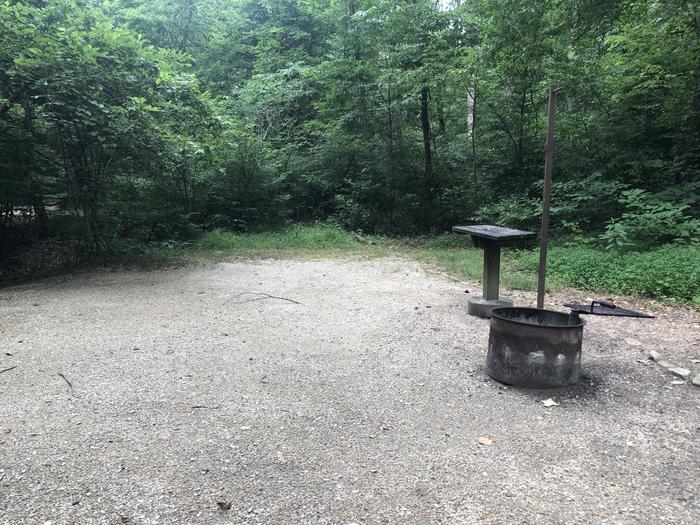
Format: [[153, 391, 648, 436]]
[[563, 300, 655, 318]]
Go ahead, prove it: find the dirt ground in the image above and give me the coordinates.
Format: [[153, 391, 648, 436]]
[[1, 258, 698, 524]]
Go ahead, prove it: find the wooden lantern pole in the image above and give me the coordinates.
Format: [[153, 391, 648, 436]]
[[537, 86, 558, 309]]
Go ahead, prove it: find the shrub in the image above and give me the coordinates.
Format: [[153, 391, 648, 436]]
[[522, 245, 700, 301], [600, 189, 700, 251], [197, 224, 363, 251]]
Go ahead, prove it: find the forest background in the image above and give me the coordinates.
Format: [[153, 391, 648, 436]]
[[1, 0, 699, 302]]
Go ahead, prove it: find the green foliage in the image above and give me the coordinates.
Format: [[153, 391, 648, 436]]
[[473, 195, 542, 231], [414, 242, 537, 291], [420, 234, 472, 250], [523, 245, 700, 301], [414, 246, 485, 283], [418, 242, 700, 304], [2, 0, 699, 280], [600, 189, 700, 251], [0, 0, 216, 254], [198, 224, 377, 251]]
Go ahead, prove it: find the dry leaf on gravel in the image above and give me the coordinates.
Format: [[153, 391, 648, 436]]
[[478, 436, 493, 446], [542, 398, 559, 407]]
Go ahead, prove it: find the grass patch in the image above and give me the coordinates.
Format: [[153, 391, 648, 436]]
[[416, 240, 700, 305], [413, 233, 537, 290], [197, 224, 386, 252], [514, 245, 700, 303], [414, 246, 538, 291], [5, 224, 698, 307], [90, 225, 390, 271], [1, 225, 388, 288]]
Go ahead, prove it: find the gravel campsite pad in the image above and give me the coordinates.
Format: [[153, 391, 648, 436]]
[[1, 259, 698, 524]]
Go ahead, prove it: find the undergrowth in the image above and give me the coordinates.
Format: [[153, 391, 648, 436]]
[[3, 225, 699, 307], [197, 225, 387, 251], [417, 234, 700, 305]]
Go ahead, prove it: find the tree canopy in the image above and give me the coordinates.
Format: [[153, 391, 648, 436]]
[[1, 0, 699, 257]]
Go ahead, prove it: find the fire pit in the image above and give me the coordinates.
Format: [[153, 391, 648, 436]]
[[487, 302, 653, 388]]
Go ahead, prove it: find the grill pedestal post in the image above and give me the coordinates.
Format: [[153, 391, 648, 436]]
[[467, 242, 512, 318], [452, 225, 537, 318]]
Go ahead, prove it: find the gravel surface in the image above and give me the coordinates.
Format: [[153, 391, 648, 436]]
[[1, 258, 698, 524]]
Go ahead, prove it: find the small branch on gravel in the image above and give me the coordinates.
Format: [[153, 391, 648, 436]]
[[57, 372, 75, 396], [192, 405, 222, 410], [227, 292, 302, 305], [354, 233, 374, 245], [0, 366, 17, 375]]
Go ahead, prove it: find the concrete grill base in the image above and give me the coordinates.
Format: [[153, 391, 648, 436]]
[[466, 296, 512, 318]]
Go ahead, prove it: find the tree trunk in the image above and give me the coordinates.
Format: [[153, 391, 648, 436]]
[[436, 82, 446, 138], [516, 86, 527, 178], [28, 185, 49, 239], [420, 85, 433, 204], [470, 80, 478, 192], [178, 2, 195, 52], [23, 103, 49, 239]]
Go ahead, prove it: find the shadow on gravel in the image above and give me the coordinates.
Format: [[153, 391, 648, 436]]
[[480, 365, 607, 403]]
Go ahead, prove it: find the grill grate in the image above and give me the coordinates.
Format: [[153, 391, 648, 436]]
[[563, 300, 655, 318]]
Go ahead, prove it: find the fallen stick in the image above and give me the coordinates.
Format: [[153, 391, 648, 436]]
[[0, 366, 17, 375], [227, 292, 302, 305], [57, 372, 75, 396]]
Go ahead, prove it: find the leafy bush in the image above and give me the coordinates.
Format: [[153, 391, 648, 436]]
[[600, 189, 700, 251], [201, 214, 247, 232], [473, 195, 542, 230], [333, 195, 373, 232], [547, 173, 627, 233], [473, 173, 627, 234], [513, 245, 700, 301], [198, 224, 366, 251], [115, 209, 202, 243]]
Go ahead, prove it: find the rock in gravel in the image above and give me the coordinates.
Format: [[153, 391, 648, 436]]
[[649, 350, 662, 362], [655, 360, 674, 370], [692, 375, 700, 387], [668, 367, 691, 380]]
